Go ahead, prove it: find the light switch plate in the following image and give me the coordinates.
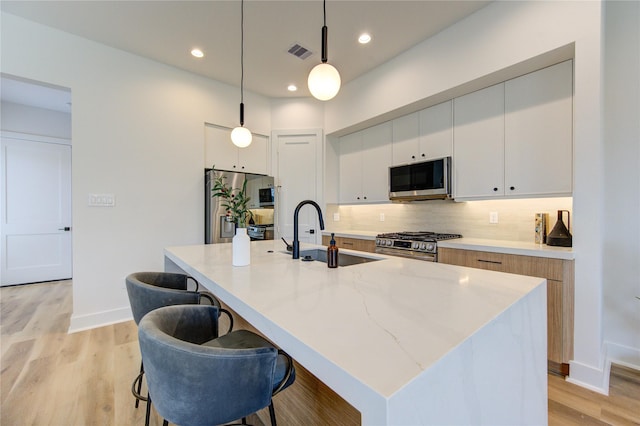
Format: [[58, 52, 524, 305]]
[[333, 213, 340, 221], [489, 211, 498, 224], [89, 193, 116, 207], [379, 213, 385, 222]]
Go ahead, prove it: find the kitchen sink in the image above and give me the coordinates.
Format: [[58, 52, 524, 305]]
[[295, 248, 383, 267]]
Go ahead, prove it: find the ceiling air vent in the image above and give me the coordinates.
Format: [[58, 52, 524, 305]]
[[288, 43, 313, 60]]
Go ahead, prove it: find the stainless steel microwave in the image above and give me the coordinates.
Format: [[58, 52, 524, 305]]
[[389, 157, 451, 201]]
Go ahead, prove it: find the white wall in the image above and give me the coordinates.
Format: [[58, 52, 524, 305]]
[[271, 97, 324, 129], [602, 0, 640, 371], [1, 12, 272, 331], [1, 101, 71, 139], [324, 1, 614, 392]]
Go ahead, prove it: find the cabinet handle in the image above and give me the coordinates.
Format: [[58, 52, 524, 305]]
[[363, 196, 367, 200], [421, 153, 425, 157], [233, 165, 237, 168], [493, 187, 498, 192], [510, 186, 515, 191], [411, 155, 415, 159], [477, 259, 502, 265], [342, 242, 354, 246], [356, 196, 360, 200]]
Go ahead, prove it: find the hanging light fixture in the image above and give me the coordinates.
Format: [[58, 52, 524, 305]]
[[231, 0, 252, 148], [307, 0, 341, 101]]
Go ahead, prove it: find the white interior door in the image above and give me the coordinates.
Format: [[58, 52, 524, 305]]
[[274, 131, 323, 245], [1, 134, 72, 286]]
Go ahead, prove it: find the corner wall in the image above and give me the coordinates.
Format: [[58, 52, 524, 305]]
[[1, 12, 272, 331]]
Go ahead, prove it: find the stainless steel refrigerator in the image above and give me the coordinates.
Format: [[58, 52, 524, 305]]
[[205, 169, 275, 244]]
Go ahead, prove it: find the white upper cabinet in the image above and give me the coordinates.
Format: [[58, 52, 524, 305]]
[[391, 112, 420, 166], [453, 83, 505, 199], [453, 60, 573, 200], [339, 122, 392, 203], [419, 100, 453, 161], [504, 60, 573, 197], [205, 125, 268, 175], [392, 102, 453, 166]]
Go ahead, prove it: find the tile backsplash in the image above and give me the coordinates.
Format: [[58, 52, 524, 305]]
[[325, 197, 573, 243]]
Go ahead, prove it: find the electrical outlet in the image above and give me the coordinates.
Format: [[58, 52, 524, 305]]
[[489, 212, 499, 224], [333, 213, 340, 221], [379, 213, 385, 222]]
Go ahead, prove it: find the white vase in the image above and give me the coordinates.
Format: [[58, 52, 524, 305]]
[[232, 227, 251, 266]]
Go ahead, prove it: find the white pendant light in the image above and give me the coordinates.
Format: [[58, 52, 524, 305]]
[[308, 0, 341, 101], [231, 0, 252, 148]]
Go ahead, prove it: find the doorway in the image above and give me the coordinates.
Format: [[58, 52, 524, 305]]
[[0, 76, 73, 286]]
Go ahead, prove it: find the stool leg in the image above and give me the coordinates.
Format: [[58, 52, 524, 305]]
[[135, 360, 144, 408], [268, 401, 277, 426], [145, 392, 151, 426]]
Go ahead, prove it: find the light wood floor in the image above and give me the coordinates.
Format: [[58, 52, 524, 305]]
[[1, 280, 639, 425]]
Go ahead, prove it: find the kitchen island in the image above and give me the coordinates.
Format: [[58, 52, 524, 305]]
[[164, 241, 547, 425]]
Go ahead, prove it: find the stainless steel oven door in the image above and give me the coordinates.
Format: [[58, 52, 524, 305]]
[[374, 246, 436, 262]]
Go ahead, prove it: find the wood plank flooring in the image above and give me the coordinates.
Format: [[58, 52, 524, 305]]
[[1, 280, 639, 425]]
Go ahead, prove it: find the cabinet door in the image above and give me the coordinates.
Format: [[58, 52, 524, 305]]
[[205, 125, 237, 171], [419, 100, 453, 160], [361, 122, 392, 202], [453, 83, 505, 199], [391, 112, 420, 166], [240, 133, 268, 175], [339, 131, 363, 203], [505, 61, 573, 196]]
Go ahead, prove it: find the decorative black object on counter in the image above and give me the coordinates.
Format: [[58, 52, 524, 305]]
[[547, 210, 572, 247]]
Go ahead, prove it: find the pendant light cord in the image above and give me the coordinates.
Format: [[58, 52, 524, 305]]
[[323, 0, 326, 27], [240, 0, 245, 104]]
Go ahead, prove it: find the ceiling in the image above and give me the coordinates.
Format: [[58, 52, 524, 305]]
[[1, 0, 491, 108]]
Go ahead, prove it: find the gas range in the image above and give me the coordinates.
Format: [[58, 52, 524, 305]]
[[375, 231, 462, 262]]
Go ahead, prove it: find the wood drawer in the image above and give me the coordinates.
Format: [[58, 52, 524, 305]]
[[321, 236, 376, 253], [439, 246, 574, 375], [438, 248, 563, 281]]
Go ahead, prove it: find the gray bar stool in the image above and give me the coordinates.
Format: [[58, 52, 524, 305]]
[[126, 272, 233, 425], [138, 304, 295, 426]]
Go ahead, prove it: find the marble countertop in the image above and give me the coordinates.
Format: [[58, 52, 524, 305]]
[[321, 230, 379, 240], [321, 230, 575, 260], [438, 237, 575, 260], [164, 241, 545, 416]]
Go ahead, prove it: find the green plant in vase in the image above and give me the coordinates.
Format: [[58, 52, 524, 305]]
[[211, 173, 253, 228]]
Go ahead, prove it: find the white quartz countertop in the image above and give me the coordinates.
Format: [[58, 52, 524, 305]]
[[322, 230, 575, 260], [164, 241, 545, 417], [439, 237, 575, 260], [321, 230, 379, 240]]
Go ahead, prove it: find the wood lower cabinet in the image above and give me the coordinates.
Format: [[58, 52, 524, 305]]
[[438, 247, 574, 376], [321, 235, 376, 253]]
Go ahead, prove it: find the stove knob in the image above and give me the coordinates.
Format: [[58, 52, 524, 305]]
[[386, 239, 393, 246], [375, 239, 381, 246], [412, 242, 420, 249], [426, 243, 435, 252], [420, 242, 427, 250]]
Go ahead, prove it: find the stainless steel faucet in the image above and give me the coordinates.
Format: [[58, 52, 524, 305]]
[[292, 200, 325, 259]]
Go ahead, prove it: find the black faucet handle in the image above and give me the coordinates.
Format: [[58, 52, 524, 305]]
[[281, 237, 293, 252]]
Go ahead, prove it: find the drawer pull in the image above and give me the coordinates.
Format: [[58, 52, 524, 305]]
[[477, 259, 502, 265], [342, 242, 354, 246]]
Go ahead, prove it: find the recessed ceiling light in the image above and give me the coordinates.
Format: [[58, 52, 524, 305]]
[[191, 48, 204, 58], [358, 33, 371, 44], [287, 84, 298, 92]]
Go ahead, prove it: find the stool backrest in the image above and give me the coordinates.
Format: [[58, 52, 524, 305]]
[[138, 305, 277, 426], [126, 272, 200, 325]]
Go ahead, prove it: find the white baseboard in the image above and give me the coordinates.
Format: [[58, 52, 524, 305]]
[[68, 307, 132, 333], [568, 341, 640, 395]]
